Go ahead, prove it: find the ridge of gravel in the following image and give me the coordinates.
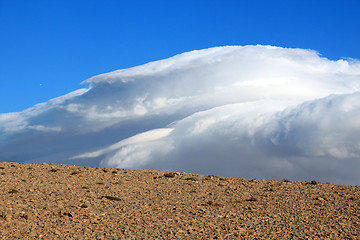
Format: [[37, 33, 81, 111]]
[[0, 162, 359, 239]]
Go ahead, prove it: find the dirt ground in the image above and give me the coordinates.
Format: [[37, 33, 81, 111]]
[[0, 162, 359, 239]]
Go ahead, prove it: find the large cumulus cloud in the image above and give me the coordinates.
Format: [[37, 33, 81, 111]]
[[1, 45, 360, 184]]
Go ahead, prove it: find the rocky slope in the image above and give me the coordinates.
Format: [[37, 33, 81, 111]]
[[0, 162, 359, 239]]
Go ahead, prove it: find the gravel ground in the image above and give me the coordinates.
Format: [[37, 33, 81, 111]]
[[0, 162, 359, 239]]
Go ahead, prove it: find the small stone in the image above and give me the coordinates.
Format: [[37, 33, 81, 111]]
[[311, 180, 318, 185], [164, 172, 176, 178], [102, 196, 121, 201], [185, 177, 196, 181], [8, 189, 19, 194], [316, 197, 325, 201], [246, 197, 257, 202]]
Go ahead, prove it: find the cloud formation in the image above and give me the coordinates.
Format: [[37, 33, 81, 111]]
[[1, 45, 360, 184]]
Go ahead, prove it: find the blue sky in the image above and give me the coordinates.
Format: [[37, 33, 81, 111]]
[[1, 0, 360, 113]]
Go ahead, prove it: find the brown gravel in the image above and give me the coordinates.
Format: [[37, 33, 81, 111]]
[[0, 162, 359, 239]]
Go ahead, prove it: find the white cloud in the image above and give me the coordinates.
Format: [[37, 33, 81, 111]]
[[73, 128, 173, 159], [93, 93, 360, 185], [28, 125, 62, 132], [1, 45, 360, 185]]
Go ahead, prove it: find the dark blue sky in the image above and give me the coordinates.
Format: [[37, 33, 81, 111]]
[[1, 0, 360, 113]]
